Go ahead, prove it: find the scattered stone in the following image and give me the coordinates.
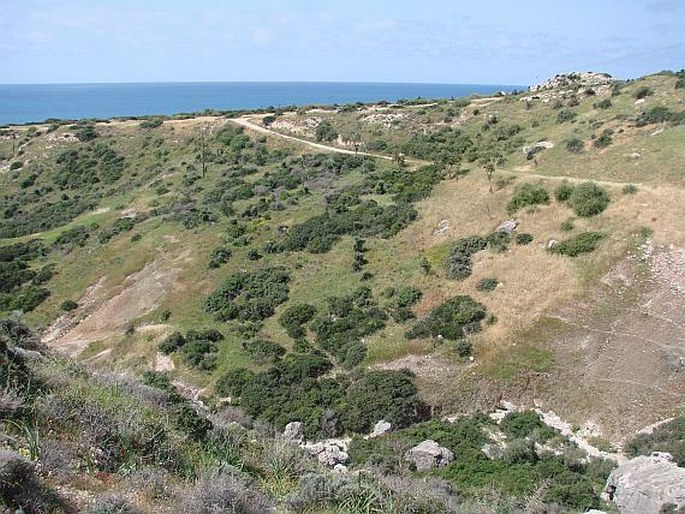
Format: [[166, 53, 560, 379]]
[[303, 439, 349, 468], [434, 219, 450, 236], [496, 219, 519, 235], [404, 440, 454, 471], [366, 420, 392, 439], [547, 239, 559, 249], [605, 453, 685, 513], [283, 421, 304, 443]]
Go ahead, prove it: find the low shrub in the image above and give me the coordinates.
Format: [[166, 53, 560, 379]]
[[279, 303, 317, 339], [560, 219, 575, 232], [625, 415, 685, 466], [507, 183, 550, 214], [556, 109, 577, 123], [500, 411, 558, 442], [567, 182, 610, 217], [60, 299, 78, 312], [476, 278, 499, 292], [554, 180, 575, 202], [565, 137, 584, 154], [635, 106, 685, 127], [208, 246, 231, 269], [215, 368, 255, 397], [444, 235, 487, 280], [622, 184, 638, 194], [634, 86, 653, 99], [549, 232, 605, 257], [593, 129, 613, 149], [593, 99, 612, 110], [515, 233, 534, 245], [406, 295, 488, 341], [242, 338, 285, 364]]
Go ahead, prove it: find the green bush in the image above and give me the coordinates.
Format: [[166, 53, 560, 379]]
[[476, 278, 499, 292], [139, 118, 163, 129], [208, 247, 231, 269], [75, 124, 97, 141], [159, 332, 186, 354], [625, 416, 685, 466], [500, 411, 557, 442], [593, 99, 612, 110], [515, 233, 534, 245], [444, 235, 487, 280], [565, 137, 584, 154], [342, 370, 428, 433], [279, 303, 317, 339], [9, 161, 23, 171], [406, 295, 487, 341], [60, 300, 78, 312], [204, 267, 290, 323], [554, 181, 575, 202], [636, 106, 685, 127], [556, 109, 577, 123], [634, 86, 653, 99], [549, 232, 605, 257], [623, 184, 638, 194], [215, 368, 255, 397], [567, 182, 610, 217], [507, 183, 550, 214], [242, 338, 285, 364], [315, 120, 337, 142], [560, 219, 575, 232], [593, 129, 613, 149]]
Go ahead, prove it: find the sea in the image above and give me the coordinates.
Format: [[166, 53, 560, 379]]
[[0, 82, 524, 125]]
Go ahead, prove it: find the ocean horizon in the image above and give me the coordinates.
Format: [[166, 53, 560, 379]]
[[0, 81, 524, 125]]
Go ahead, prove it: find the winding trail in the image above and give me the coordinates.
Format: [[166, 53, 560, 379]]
[[232, 116, 652, 188]]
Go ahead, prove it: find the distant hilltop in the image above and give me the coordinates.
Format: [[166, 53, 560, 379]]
[[522, 71, 615, 102], [529, 71, 614, 93]]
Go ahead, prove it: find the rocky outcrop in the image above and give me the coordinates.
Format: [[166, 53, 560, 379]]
[[283, 421, 304, 443], [404, 440, 454, 471], [605, 452, 685, 513], [303, 440, 349, 470], [496, 220, 518, 235], [366, 420, 392, 439], [530, 72, 614, 93]]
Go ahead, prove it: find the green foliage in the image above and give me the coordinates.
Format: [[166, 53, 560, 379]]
[[507, 183, 550, 214], [315, 120, 338, 142], [622, 184, 638, 194], [312, 287, 387, 368], [554, 180, 575, 202], [560, 219, 575, 232], [279, 303, 317, 339], [386, 286, 423, 322], [208, 246, 231, 269], [407, 295, 487, 340], [556, 109, 577, 123], [159, 329, 223, 370], [625, 416, 685, 466], [98, 216, 142, 244], [565, 137, 584, 154], [515, 233, 534, 245], [56, 143, 125, 188], [500, 411, 558, 442], [634, 86, 653, 99], [567, 182, 610, 217], [593, 129, 613, 149], [9, 161, 23, 171], [139, 118, 163, 129], [242, 338, 285, 364], [593, 99, 612, 110], [60, 299, 78, 312], [215, 367, 255, 397], [204, 267, 290, 323], [636, 106, 685, 127], [444, 235, 487, 280], [159, 332, 185, 354], [75, 124, 97, 142], [52, 225, 93, 252], [342, 370, 428, 433], [550, 232, 605, 257], [476, 278, 499, 292], [365, 164, 444, 203]]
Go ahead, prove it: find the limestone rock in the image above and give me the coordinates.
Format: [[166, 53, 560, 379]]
[[283, 421, 304, 442], [605, 453, 685, 514], [404, 440, 454, 471], [496, 220, 518, 235], [367, 420, 392, 439], [303, 440, 349, 468]]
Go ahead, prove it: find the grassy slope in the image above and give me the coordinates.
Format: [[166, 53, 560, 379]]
[[1, 72, 684, 438]]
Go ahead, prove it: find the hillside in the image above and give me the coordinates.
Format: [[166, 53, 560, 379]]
[[1, 70, 684, 512]]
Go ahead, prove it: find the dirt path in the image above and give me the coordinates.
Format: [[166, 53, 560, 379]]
[[231, 117, 429, 166]]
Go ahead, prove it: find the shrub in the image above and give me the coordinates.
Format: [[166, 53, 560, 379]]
[[554, 180, 575, 202], [500, 411, 557, 442], [89, 492, 140, 514], [455, 339, 473, 357], [476, 278, 499, 292], [634, 86, 653, 99], [636, 106, 685, 127], [9, 161, 23, 171], [159, 332, 186, 354], [593, 99, 612, 110], [215, 368, 255, 397], [279, 303, 317, 339], [515, 233, 534, 245], [565, 137, 584, 154], [567, 182, 610, 217], [242, 338, 285, 364], [204, 267, 290, 323], [444, 235, 487, 280], [625, 415, 685, 466], [177, 469, 272, 514], [622, 184, 638, 194], [507, 183, 550, 214], [556, 109, 576, 123], [406, 295, 488, 341], [139, 118, 163, 129], [549, 232, 605, 257], [342, 370, 428, 433], [315, 120, 337, 142], [208, 246, 231, 269], [593, 129, 613, 149], [60, 299, 78, 312], [560, 219, 575, 232]]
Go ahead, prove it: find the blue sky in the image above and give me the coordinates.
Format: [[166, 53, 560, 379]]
[[3, 0, 684, 85]]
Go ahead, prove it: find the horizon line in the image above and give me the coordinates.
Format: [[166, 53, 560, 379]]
[[0, 80, 528, 88]]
